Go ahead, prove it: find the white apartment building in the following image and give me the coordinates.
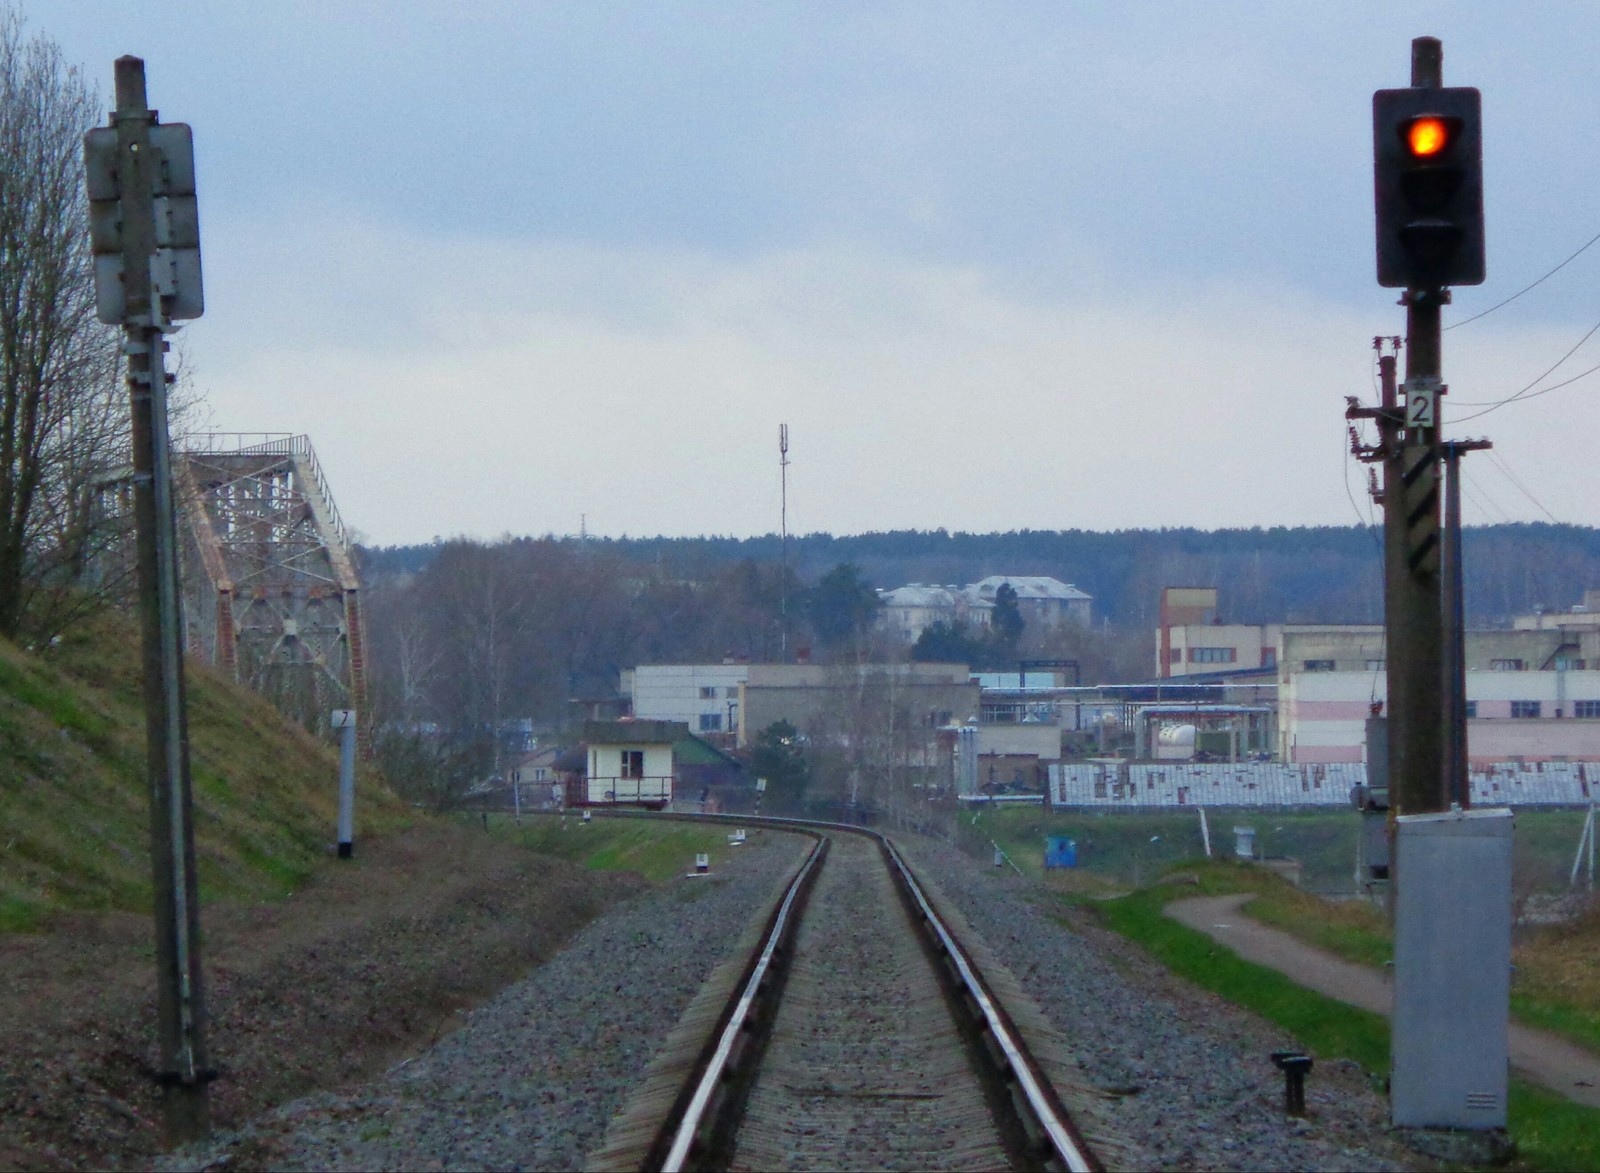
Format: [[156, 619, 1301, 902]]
[[623, 664, 749, 737], [879, 575, 1091, 642]]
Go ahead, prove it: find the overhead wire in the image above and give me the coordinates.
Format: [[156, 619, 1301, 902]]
[[1460, 469, 1509, 524], [1453, 356, 1600, 418], [1436, 225, 1600, 421], [1446, 227, 1600, 331], [1346, 351, 1385, 554], [1486, 450, 1560, 524], [1450, 312, 1600, 421]]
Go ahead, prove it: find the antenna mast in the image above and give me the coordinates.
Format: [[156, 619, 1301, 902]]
[[779, 424, 790, 657]]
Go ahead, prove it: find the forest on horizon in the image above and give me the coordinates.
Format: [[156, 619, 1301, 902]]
[[361, 521, 1600, 630]]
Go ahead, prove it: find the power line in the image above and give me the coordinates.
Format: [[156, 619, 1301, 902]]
[[1486, 451, 1560, 524], [1446, 226, 1600, 331], [1455, 356, 1600, 419], [1460, 469, 1509, 524], [1452, 312, 1600, 421]]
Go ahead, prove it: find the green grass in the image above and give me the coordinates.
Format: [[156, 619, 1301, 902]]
[[485, 813, 747, 884], [1087, 866, 1600, 1171], [1092, 867, 1391, 1071], [1509, 1082, 1600, 1172], [1238, 875, 1394, 970], [966, 806, 1364, 891], [1162, 861, 1600, 1064], [0, 613, 414, 929], [967, 804, 1595, 898], [970, 805, 1600, 1065], [0, 892, 43, 932]]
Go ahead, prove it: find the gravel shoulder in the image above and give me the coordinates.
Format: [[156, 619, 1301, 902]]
[[8, 815, 1441, 1172], [893, 833, 1431, 1172], [157, 826, 811, 1172]]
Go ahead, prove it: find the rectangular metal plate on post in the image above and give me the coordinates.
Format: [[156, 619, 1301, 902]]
[[1403, 377, 1440, 430], [1392, 807, 1512, 1129], [154, 249, 204, 319], [83, 126, 119, 199], [148, 124, 197, 194], [84, 122, 204, 324], [88, 202, 122, 255], [154, 196, 200, 249], [93, 255, 127, 325]]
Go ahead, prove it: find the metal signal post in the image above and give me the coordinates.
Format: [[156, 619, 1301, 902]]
[[85, 56, 210, 1143], [1361, 38, 1511, 1135], [1370, 36, 1485, 819]]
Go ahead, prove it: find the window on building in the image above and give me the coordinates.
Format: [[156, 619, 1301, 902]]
[[1555, 656, 1587, 671], [1167, 647, 1183, 663], [620, 750, 645, 779], [699, 686, 718, 699], [1261, 648, 1277, 668], [1490, 659, 1525, 671], [698, 713, 722, 732], [1465, 701, 1478, 719], [1510, 700, 1542, 719], [1303, 659, 1336, 672], [1190, 647, 1237, 663], [1575, 700, 1600, 719], [1366, 659, 1386, 671]]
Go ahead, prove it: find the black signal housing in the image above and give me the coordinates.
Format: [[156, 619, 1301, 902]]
[[1373, 86, 1484, 288]]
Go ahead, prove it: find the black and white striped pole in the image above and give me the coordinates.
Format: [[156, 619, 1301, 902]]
[[332, 709, 357, 857]]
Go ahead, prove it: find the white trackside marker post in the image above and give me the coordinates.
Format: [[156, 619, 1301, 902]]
[[332, 710, 356, 857]]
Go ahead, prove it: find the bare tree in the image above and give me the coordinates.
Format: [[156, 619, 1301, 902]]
[[0, 8, 129, 640], [803, 662, 937, 823]]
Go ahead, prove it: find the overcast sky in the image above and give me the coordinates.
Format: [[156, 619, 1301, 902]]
[[37, 2, 1600, 544]]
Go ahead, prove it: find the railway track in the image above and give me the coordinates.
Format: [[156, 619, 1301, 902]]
[[590, 817, 1102, 1173]]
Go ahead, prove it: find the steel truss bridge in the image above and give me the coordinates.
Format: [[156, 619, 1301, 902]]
[[173, 433, 366, 735]]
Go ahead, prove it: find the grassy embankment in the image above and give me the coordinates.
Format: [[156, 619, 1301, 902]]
[[0, 610, 773, 933], [963, 806, 1600, 1171], [0, 614, 412, 932]]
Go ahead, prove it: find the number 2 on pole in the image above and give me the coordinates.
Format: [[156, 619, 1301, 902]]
[[1406, 389, 1436, 428]]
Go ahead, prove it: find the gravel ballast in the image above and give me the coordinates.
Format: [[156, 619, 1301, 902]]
[[159, 830, 810, 1173], [895, 834, 1425, 1172], [162, 823, 1424, 1172]]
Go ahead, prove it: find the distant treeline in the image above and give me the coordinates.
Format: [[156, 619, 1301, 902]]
[[361, 522, 1600, 628]]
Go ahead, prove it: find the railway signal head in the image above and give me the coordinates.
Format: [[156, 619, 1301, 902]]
[[1373, 86, 1485, 288]]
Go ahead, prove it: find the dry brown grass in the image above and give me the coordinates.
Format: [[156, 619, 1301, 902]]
[[0, 820, 637, 1171], [1513, 895, 1600, 1054]]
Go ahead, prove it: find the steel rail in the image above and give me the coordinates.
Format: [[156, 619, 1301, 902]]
[[658, 833, 826, 1172], [881, 836, 1100, 1173], [580, 809, 1099, 1173]]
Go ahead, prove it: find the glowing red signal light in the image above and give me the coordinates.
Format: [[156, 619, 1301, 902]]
[[1407, 116, 1450, 157]]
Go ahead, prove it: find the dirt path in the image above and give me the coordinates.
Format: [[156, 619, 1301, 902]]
[[1166, 893, 1600, 1110]]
